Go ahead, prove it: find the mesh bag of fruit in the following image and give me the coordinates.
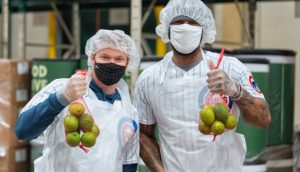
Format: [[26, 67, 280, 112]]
[[63, 70, 100, 153], [198, 49, 238, 141]]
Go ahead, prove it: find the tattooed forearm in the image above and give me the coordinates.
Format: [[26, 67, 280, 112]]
[[140, 124, 165, 172], [235, 89, 271, 128]]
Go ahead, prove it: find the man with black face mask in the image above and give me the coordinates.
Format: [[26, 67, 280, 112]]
[[15, 29, 140, 172], [135, 0, 271, 171]]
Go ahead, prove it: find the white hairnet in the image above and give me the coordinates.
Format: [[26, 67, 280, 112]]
[[156, 0, 216, 45], [85, 29, 140, 72]]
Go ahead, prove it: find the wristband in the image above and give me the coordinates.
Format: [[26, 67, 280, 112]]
[[230, 83, 242, 101]]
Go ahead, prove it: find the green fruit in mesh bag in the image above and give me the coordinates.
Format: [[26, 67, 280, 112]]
[[225, 114, 238, 129], [200, 105, 215, 126], [213, 103, 229, 123], [81, 132, 96, 148], [64, 115, 79, 132], [66, 132, 80, 147], [68, 102, 85, 118], [211, 121, 225, 136], [79, 113, 94, 132], [91, 124, 100, 137], [198, 121, 211, 135]]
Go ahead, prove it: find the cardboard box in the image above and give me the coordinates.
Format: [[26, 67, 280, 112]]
[[0, 127, 28, 147], [0, 59, 30, 106], [0, 145, 29, 172], [0, 59, 30, 147], [0, 103, 26, 128], [0, 102, 28, 147]]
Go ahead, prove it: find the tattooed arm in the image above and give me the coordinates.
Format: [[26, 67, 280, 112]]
[[206, 59, 271, 128], [140, 124, 165, 172], [235, 88, 271, 128]]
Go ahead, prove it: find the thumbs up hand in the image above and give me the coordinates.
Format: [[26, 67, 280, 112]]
[[206, 59, 239, 97], [61, 74, 88, 104]]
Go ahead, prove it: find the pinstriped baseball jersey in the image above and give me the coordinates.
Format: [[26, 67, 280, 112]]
[[135, 50, 265, 171], [135, 50, 265, 125], [21, 79, 139, 170]]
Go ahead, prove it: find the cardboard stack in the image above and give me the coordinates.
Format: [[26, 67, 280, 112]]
[[0, 59, 31, 172], [0, 146, 30, 172]]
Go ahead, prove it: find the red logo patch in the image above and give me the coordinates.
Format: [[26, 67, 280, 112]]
[[249, 75, 262, 93]]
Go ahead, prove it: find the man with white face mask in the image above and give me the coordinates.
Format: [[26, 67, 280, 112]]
[[15, 29, 140, 172], [135, 0, 271, 171]]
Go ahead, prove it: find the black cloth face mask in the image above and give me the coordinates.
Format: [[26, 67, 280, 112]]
[[94, 63, 126, 86]]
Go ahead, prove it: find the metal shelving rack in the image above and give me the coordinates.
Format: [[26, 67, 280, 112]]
[[0, 0, 293, 93], [0, 0, 292, 59]]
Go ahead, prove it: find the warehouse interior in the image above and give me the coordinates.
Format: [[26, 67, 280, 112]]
[[0, 0, 300, 171]]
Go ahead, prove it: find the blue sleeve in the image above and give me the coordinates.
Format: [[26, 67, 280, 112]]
[[123, 164, 138, 172], [14, 93, 66, 141]]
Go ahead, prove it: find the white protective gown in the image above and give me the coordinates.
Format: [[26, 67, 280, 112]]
[[22, 79, 139, 172], [136, 49, 265, 172]]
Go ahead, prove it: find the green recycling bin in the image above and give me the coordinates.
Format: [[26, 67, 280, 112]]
[[233, 49, 296, 146], [80, 56, 89, 70], [235, 58, 270, 162], [31, 59, 80, 96]]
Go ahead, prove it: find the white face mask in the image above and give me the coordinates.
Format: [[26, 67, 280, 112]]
[[170, 24, 203, 54]]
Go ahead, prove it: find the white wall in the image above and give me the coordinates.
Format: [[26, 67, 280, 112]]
[[11, 12, 49, 59], [26, 12, 49, 60], [213, 3, 246, 50], [255, 1, 300, 131]]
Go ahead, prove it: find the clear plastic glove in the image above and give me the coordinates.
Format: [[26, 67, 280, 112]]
[[62, 74, 88, 103], [206, 59, 238, 97]]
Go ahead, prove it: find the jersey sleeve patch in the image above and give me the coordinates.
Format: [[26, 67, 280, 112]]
[[249, 75, 262, 94]]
